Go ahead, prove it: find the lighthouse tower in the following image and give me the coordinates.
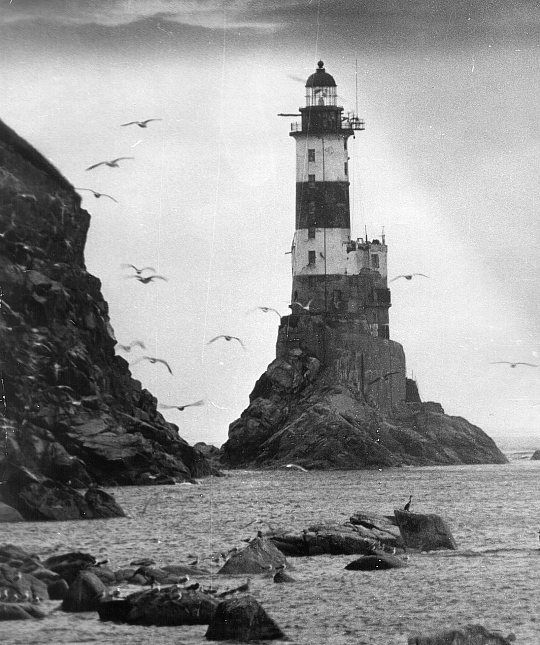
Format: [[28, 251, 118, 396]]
[[279, 61, 405, 407], [289, 61, 390, 337]]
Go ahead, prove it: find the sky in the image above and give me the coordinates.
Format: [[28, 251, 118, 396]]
[[0, 0, 538, 446]]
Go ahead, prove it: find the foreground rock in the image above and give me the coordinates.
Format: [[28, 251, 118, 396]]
[[98, 586, 219, 626], [221, 327, 507, 470], [394, 510, 457, 551], [218, 537, 287, 575], [408, 624, 515, 644], [61, 571, 107, 612], [531, 449, 540, 460], [344, 554, 406, 570], [43, 552, 97, 585], [0, 117, 218, 520], [0, 503, 23, 522], [0, 602, 47, 620], [206, 595, 286, 641], [270, 521, 401, 557], [0, 563, 49, 602]]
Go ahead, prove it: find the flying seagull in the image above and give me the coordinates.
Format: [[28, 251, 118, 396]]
[[284, 463, 309, 472], [121, 264, 157, 275], [131, 356, 173, 374], [75, 188, 118, 202], [250, 306, 281, 318], [207, 335, 246, 349], [126, 274, 168, 284], [490, 361, 538, 368], [159, 400, 205, 411], [390, 273, 429, 282], [117, 340, 146, 352], [368, 371, 401, 386], [121, 119, 162, 128], [85, 157, 134, 171], [291, 299, 312, 311]]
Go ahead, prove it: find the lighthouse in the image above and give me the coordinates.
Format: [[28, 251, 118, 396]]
[[279, 61, 405, 407]]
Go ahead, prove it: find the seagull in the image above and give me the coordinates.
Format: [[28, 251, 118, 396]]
[[117, 340, 146, 352], [75, 188, 118, 202], [250, 306, 281, 318], [121, 264, 157, 275], [85, 157, 134, 171], [126, 274, 168, 284], [131, 356, 173, 374], [390, 273, 429, 282], [207, 335, 246, 349], [490, 361, 538, 368], [284, 463, 309, 472], [121, 119, 162, 128], [291, 299, 312, 311], [368, 371, 401, 386], [159, 400, 205, 411]]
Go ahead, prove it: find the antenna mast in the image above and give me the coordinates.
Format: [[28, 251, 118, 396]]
[[355, 57, 358, 116]]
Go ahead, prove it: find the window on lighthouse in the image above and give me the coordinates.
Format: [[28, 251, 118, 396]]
[[308, 250, 316, 265], [308, 149, 316, 162]]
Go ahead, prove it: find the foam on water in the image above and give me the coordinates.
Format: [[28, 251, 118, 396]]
[[2, 460, 539, 644]]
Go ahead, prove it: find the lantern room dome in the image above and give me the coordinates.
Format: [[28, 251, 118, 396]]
[[305, 61, 336, 88]]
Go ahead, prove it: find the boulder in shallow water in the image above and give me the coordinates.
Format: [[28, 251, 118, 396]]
[[408, 624, 515, 644], [84, 487, 125, 518], [270, 524, 383, 557], [218, 537, 287, 575], [43, 552, 96, 585], [531, 449, 540, 460], [0, 563, 49, 601], [344, 554, 406, 570], [206, 595, 286, 641], [98, 586, 219, 625], [394, 510, 457, 551], [47, 578, 70, 600], [62, 571, 107, 612], [0, 602, 46, 620]]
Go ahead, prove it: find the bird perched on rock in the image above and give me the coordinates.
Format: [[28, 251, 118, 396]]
[[368, 371, 400, 386], [121, 119, 162, 128], [75, 188, 118, 202], [117, 340, 146, 352], [207, 335, 245, 349], [131, 356, 173, 374], [390, 273, 429, 282], [126, 274, 168, 284], [403, 495, 413, 512], [121, 264, 157, 275], [159, 400, 204, 411], [490, 361, 538, 368], [85, 157, 134, 171]]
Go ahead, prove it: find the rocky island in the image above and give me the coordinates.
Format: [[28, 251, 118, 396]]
[[0, 118, 215, 521], [221, 62, 506, 470]]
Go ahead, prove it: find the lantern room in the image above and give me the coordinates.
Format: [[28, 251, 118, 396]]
[[305, 60, 337, 106]]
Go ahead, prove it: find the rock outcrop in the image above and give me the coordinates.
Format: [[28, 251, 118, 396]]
[[531, 449, 540, 460], [408, 624, 515, 644], [221, 321, 507, 469], [205, 595, 286, 641], [394, 509, 457, 551], [0, 118, 216, 519]]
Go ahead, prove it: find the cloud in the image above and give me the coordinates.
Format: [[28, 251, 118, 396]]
[[0, 0, 286, 31]]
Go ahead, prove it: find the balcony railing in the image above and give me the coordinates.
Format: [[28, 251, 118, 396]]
[[290, 113, 365, 133]]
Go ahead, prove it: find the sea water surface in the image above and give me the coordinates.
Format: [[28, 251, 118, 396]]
[[2, 458, 539, 644]]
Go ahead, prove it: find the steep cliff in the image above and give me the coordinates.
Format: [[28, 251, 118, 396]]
[[221, 315, 507, 469], [0, 119, 214, 518]]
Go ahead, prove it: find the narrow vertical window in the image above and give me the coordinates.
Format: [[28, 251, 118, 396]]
[[308, 227, 316, 239], [308, 174, 315, 184], [308, 149, 316, 162], [308, 250, 316, 265], [344, 162, 348, 175], [371, 254, 380, 269]]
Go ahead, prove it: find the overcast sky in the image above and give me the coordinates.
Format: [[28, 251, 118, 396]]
[[1, 0, 538, 446]]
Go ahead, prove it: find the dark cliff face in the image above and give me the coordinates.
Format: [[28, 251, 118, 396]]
[[221, 316, 507, 469], [0, 118, 214, 508]]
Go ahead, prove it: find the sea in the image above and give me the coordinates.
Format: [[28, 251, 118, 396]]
[[1, 443, 539, 645]]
